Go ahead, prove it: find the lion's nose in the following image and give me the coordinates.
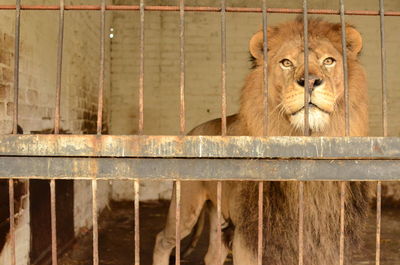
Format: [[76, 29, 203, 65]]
[[296, 75, 323, 92]]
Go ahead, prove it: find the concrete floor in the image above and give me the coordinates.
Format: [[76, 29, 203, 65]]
[[59, 200, 400, 265]]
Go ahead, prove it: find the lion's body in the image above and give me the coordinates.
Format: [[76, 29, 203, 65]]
[[153, 18, 372, 265]]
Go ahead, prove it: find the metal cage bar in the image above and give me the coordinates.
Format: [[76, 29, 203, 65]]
[[138, 0, 145, 134], [179, 0, 185, 136], [299, 1, 309, 264], [338, 0, 350, 263], [0, 5, 400, 16], [134, 179, 140, 265], [175, 180, 181, 265], [50, 179, 58, 265], [258, 1, 269, 263], [218, 1, 227, 263], [376, 0, 387, 263], [50, 1, 65, 263], [0, 1, 398, 264], [8, 0, 21, 264]]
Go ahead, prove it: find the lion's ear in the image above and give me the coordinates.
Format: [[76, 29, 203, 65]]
[[345, 26, 362, 57], [249, 28, 273, 59]]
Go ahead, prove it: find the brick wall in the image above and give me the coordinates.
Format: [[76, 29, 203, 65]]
[[0, 0, 113, 263]]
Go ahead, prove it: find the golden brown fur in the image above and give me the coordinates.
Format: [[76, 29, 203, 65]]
[[153, 18, 371, 265]]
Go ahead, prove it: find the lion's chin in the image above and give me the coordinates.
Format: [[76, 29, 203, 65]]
[[289, 107, 330, 133]]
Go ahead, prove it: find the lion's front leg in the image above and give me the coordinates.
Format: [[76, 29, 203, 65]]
[[232, 233, 257, 265], [204, 204, 229, 265], [153, 181, 207, 265]]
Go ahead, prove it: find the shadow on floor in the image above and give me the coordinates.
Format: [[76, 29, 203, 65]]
[[59, 200, 400, 265]]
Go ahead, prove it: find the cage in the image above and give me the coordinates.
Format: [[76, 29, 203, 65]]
[[0, 0, 400, 265]]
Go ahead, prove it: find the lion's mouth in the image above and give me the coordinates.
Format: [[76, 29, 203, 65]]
[[290, 103, 330, 116]]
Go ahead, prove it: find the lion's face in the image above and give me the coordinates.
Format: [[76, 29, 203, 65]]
[[247, 19, 365, 135], [272, 38, 344, 132]]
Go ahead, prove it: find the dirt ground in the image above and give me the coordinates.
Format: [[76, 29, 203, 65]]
[[59, 200, 400, 265]]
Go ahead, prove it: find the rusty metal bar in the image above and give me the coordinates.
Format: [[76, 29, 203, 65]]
[[92, 178, 99, 265], [262, 0, 268, 136], [379, 0, 387, 138], [217, 181, 222, 265], [298, 181, 304, 265], [50, 2, 64, 262], [376, 1, 387, 263], [54, 0, 64, 134], [2, 135, 400, 159], [220, 0, 227, 136], [175, 180, 181, 265], [8, 1, 21, 263], [92, 2, 105, 264], [258, 1, 268, 263], [339, 0, 350, 136], [179, 0, 185, 135], [303, 0, 310, 136], [12, 0, 21, 134], [8, 179, 16, 265], [50, 179, 58, 265], [96, 0, 106, 135], [138, 0, 145, 134], [1, 158, 400, 181], [376, 181, 382, 265], [299, 1, 308, 264], [339, 181, 345, 265], [134, 179, 140, 265], [0, 5, 399, 16], [338, 1, 349, 264], [257, 181, 263, 265], [218, 1, 226, 263]]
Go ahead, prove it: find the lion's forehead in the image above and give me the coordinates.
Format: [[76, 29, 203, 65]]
[[271, 38, 341, 62]]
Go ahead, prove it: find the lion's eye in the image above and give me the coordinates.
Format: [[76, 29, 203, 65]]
[[323, 57, 336, 66], [280, 59, 293, 68]]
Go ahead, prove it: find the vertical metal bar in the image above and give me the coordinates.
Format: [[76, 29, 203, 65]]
[[134, 179, 140, 265], [12, 0, 21, 134], [54, 0, 65, 134], [175, 180, 181, 265], [299, 2, 308, 265], [219, 1, 226, 264], [92, 179, 99, 265], [259, 2, 268, 263], [96, 0, 106, 135], [262, 0, 268, 136], [379, 0, 387, 137], [9, 1, 21, 263], [179, 0, 185, 135], [339, 182, 345, 265], [217, 181, 222, 265], [220, 0, 227, 136], [298, 182, 304, 265], [302, 0, 310, 136], [339, 0, 350, 136], [376, 181, 382, 265], [8, 179, 16, 265], [93, 1, 105, 263], [50, 2, 64, 263], [50, 179, 58, 265], [138, 0, 145, 134], [376, 1, 386, 263], [257, 182, 264, 265], [338, 2, 348, 264]]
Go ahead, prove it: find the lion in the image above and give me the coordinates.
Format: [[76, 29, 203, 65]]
[[153, 18, 372, 265]]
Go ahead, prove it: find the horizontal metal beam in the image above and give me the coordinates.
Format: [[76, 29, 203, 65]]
[[0, 5, 399, 16], [0, 157, 399, 181], [0, 135, 400, 159]]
